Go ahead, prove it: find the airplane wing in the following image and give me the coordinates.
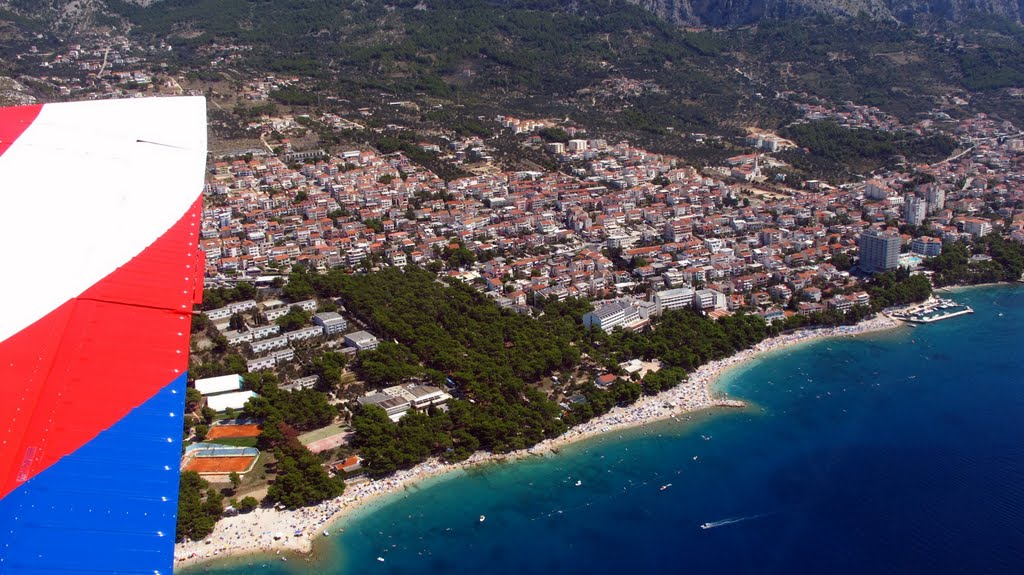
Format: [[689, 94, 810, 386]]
[[0, 97, 207, 574]]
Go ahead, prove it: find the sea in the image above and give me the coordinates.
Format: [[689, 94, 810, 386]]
[[186, 285, 1024, 575]]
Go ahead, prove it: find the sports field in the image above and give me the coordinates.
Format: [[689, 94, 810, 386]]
[[206, 424, 261, 439], [183, 456, 257, 473]]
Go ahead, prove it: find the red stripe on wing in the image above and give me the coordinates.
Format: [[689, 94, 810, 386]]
[[0, 104, 43, 157]]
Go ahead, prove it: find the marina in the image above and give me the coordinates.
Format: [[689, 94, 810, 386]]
[[890, 297, 974, 324]]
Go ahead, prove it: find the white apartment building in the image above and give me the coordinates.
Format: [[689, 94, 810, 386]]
[[653, 287, 695, 316]]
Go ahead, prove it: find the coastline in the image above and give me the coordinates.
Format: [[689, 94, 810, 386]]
[[174, 313, 903, 570], [940, 281, 1019, 293]]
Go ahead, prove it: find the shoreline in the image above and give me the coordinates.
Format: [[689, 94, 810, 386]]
[[174, 313, 903, 570]]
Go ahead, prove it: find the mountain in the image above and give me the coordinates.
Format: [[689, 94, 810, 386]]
[[627, 0, 1024, 26], [2, 0, 1022, 158]]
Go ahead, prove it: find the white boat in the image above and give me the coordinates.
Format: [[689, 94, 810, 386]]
[[575, 480, 582, 486], [479, 515, 486, 522], [323, 530, 330, 537], [700, 523, 712, 530], [377, 557, 385, 562], [660, 483, 672, 491]]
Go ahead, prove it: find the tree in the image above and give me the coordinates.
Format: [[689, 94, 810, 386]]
[[830, 252, 853, 271], [229, 312, 246, 331], [237, 496, 259, 513], [191, 313, 211, 334], [175, 472, 221, 542], [310, 351, 349, 392], [193, 424, 209, 441], [185, 388, 203, 411], [446, 246, 476, 269], [228, 472, 241, 492], [276, 306, 312, 332]]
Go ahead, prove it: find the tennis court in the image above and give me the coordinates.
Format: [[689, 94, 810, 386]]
[[183, 456, 257, 473], [206, 424, 261, 439]]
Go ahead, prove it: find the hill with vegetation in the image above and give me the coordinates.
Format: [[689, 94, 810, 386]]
[[2, 1, 1022, 172], [629, 0, 1024, 27]]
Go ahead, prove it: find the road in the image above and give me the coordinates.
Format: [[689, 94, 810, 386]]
[[931, 131, 1024, 167]]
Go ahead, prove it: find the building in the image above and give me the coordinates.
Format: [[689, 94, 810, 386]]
[[246, 355, 277, 372], [263, 306, 291, 322], [583, 299, 644, 333], [250, 334, 290, 354], [567, 139, 588, 152], [344, 330, 380, 351], [903, 195, 927, 226], [911, 236, 943, 257], [205, 300, 258, 321], [864, 180, 889, 200], [694, 289, 727, 311], [333, 455, 363, 474], [362, 384, 454, 421], [925, 187, 946, 214], [962, 218, 992, 238], [828, 295, 855, 312], [858, 229, 900, 273], [358, 392, 410, 421], [206, 390, 257, 412], [285, 326, 323, 342], [652, 287, 694, 316], [248, 324, 281, 340], [194, 374, 243, 396], [224, 330, 254, 345], [281, 375, 319, 391], [271, 348, 295, 363], [313, 312, 348, 336], [404, 385, 451, 409]]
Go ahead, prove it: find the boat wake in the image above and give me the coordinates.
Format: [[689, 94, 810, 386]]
[[699, 514, 767, 530]]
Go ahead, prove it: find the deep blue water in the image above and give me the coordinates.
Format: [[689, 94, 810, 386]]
[[186, 285, 1024, 575]]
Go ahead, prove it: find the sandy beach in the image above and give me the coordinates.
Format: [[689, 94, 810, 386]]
[[174, 313, 902, 569]]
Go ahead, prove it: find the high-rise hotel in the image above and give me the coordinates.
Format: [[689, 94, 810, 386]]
[[859, 229, 901, 273]]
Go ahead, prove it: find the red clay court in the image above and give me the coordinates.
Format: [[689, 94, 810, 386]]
[[182, 456, 257, 473], [206, 424, 261, 439]]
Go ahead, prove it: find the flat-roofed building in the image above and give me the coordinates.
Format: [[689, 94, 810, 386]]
[[344, 330, 379, 351], [246, 355, 277, 372], [962, 218, 992, 238], [224, 330, 254, 345], [250, 334, 290, 354], [281, 375, 319, 391], [285, 326, 323, 342], [858, 229, 900, 273], [207, 390, 258, 412], [911, 236, 943, 257], [653, 287, 694, 316], [248, 324, 281, 340], [694, 289, 727, 311], [195, 374, 243, 396], [406, 385, 450, 408], [313, 312, 348, 336]]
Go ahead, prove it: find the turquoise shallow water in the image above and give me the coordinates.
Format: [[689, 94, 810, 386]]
[[184, 285, 1024, 575]]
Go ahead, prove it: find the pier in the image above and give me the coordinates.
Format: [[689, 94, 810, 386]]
[[890, 297, 974, 324]]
